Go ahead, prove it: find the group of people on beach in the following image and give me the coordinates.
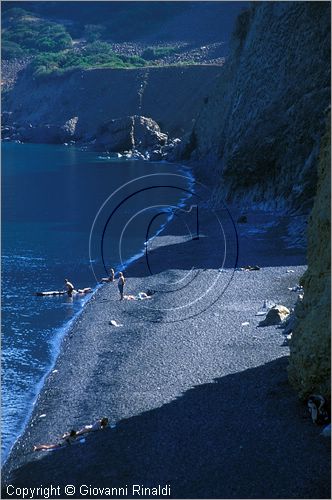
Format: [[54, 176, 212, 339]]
[[33, 417, 109, 451], [34, 272, 127, 453], [35, 268, 154, 453], [65, 269, 126, 300]]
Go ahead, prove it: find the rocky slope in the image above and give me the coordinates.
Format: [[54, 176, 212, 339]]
[[288, 125, 331, 400], [181, 2, 330, 212], [171, 2, 330, 404]]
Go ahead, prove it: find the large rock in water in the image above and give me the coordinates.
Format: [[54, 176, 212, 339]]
[[61, 116, 79, 139], [95, 115, 167, 153], [288, 125, 331, 400], [95, 116, 135, 152], [17, 117, 79, 143], [133, 116, 167, 150], [18, 124, 62, 143]]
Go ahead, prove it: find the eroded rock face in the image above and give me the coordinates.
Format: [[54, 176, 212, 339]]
[[133, 116, 167, 150], [184, 2, 330, 211], [288, 127, 331, 400], [17, 124, 63, 143], [14, 116, 80, 144], [61, 116, 79, 138], [95, 116, 135, 152], [2, 65, 222, 141], [94, 115, 168, 154]]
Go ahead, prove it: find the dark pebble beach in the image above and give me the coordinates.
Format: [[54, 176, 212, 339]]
[[2, 201, 330, 499]]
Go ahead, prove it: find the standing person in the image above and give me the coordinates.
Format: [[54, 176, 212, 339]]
[[109, 268, 115, 282], [118, 272, 125, 300], [64, 278, 75, 296]]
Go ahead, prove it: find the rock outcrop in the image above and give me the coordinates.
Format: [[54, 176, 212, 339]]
[[288, 126, 331, 400], [94, 115, 168, 155], [95, 116, 135, 152], [177, 2, 330, 211], [13, 119, 79, 144]]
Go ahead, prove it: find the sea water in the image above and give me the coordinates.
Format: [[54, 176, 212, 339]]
[[1, 142, 193, 462]]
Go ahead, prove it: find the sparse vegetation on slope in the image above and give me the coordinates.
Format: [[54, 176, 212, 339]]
[[141, 46, 180, 60], [1, 7, 72, 58], [29, 41, 146, 78]]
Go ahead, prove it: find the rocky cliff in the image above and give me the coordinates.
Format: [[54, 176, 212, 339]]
[[183, 2, 330, 212], [288, 125, 331, 400], [175, 2, 330, 403], [2, 2, 330, 404], [2, 65, 222, 140]]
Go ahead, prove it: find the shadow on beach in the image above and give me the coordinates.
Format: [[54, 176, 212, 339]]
[[3, 357, 330, 499], [125, 208, 307, 279]]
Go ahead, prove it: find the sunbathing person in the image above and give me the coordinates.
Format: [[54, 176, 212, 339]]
[[124, 292, 152, 301], [33, 429, 77, 451], [62, 417, 109, 438]]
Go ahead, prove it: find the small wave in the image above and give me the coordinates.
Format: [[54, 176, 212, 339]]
[[5, 255, 45, 261], [1, 283, 101, 465]]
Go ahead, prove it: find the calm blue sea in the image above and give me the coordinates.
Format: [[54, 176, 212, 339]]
[[1, 142, 193, 463]]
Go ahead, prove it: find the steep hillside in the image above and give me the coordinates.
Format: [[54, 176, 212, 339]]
[[2, 1, 247, 43], [2, 65, 222, 138], [288, 126, 331, 400], [183, 2, 330, 212]]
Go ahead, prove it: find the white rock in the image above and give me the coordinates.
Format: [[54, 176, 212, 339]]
[[109, 319, 123, 327]]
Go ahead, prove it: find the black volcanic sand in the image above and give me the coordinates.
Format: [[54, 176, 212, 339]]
[[2, 203, 330, 499]]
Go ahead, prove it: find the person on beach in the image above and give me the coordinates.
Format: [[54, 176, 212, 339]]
[[64, 278, 75, 296], [101, 268, 115, 283], [33, 429, 77, 451], [118, 272, 125, 300], [62, 417, 109, 438]]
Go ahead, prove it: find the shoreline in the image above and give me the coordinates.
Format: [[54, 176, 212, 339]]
[[2, 196, 330, 498], [1, 283, 102, 466], [1, 160, 195, 465]]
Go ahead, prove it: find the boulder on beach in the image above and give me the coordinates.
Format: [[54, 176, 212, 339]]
[[258, 305, 290, 326], [279, 311, 297, 336]]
